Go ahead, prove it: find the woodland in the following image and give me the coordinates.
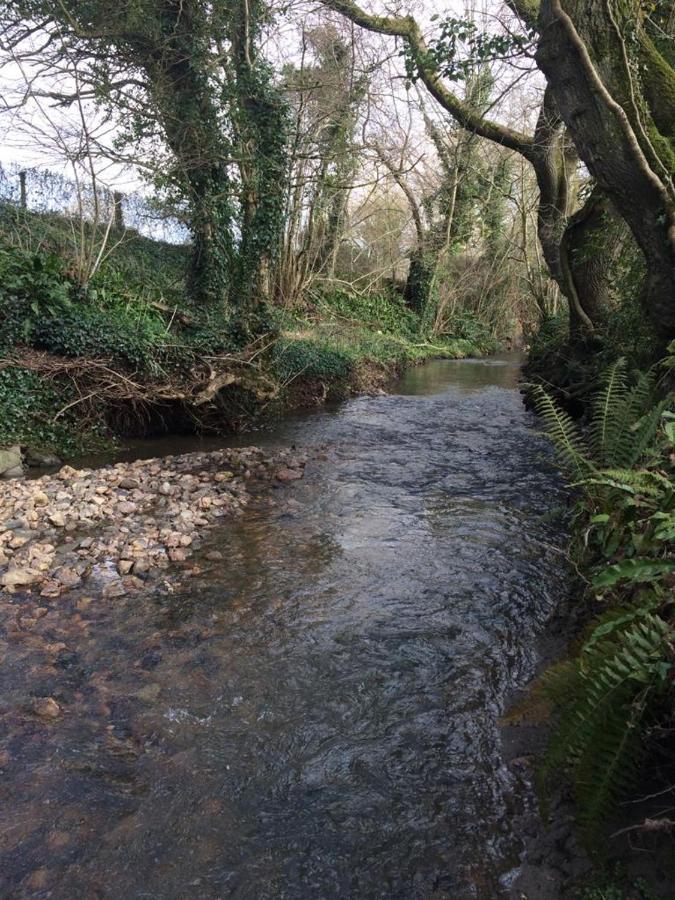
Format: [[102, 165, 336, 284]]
[[0, 1, 674, 897]]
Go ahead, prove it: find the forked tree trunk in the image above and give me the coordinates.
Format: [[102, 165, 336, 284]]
[[537, 0, 675, 339]]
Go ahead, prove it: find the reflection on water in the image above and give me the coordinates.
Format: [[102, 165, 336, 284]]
[[1, 355, 569, 898]]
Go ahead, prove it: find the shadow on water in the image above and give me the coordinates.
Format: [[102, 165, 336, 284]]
[[1, 355, 570, 898]]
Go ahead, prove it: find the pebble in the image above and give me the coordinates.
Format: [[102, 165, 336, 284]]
[[0, 446, 307, 598], [32, 697, 61, 719]]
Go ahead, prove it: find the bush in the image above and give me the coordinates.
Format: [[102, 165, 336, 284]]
[[0, 368, 108, 455], [312, 286, 418, 337], [535, 358, 675, 839], [273, 336, 353, 383]]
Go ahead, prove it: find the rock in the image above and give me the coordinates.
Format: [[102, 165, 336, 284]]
[[102, 581, 126, 599], [118, 559, 134, 576], [57, 465, 80, 480], [54, 567, 81, 588], [158, 481, 173, 496], [79, 537, 95, 549], [32, 697, 61, 719], [2, 465, 24, 480], [48, 512, 66, 528], [34, 491, 50, 506], [136, 683, 161, 702], [276, 468, 304, 483], [0, 445, 22, 477], [205, 550, 223, 561], [1, 568, 40, 588], [168, 548, 188, 562], [119, 477, 140, 490], [24, 448, 62, 467], [117, 501, 137, 515]]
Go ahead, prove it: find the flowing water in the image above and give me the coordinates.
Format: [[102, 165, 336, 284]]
[[2, 355, 570, 898]]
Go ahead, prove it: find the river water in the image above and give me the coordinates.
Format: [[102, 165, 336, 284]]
[[2, 355, 570, 898]]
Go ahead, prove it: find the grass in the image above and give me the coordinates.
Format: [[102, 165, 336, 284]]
[[0, 206, 492, 458]]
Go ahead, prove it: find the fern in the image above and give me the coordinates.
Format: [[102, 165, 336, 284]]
[[542, 613, 671, 835], [588, 359, 629, 466], [531, 384, 591, 479]]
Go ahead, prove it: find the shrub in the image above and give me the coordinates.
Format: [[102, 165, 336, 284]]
[[0, 367, 108, 455], [534, 357, 675, 838]]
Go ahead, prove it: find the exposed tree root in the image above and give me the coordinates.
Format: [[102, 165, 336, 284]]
[[0, 339, 280, 435]]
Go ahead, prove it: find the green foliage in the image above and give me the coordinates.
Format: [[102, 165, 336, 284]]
[[0, 368, 108, 455], [403, 16, 535, 84], [274, 336, 352, 383], [536, 360, 674, 840], [313, 286, 418, 337], [542, 610, 670, 834], [0, 246, 72, 347]]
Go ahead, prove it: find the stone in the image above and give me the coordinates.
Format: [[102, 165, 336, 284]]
[[1, 465, 24, 480], [54, 567, 81, 588], [118, 559, 134, 576], [48, 512, 66, 528], [33, 491, 50, 506], [118, 477, 140, 490], [168, 548, 188, 562], [158, 481, 173, 496], [276, 468, 304, 482], [25, 448, 62, 467], [102, 581, 126, 599], [57, 465, 80, 480], [205, 550, 223, 561], [136, 683, 161, 702], [0, 445, 22, 476], [1, 568, 40, 588], [32, 697, 61, 718]]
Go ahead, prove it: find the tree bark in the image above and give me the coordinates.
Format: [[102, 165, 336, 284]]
[[537, 0, 675, 338]]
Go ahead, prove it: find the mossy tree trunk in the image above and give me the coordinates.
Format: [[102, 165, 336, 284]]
[[536, 0, 675, 339]]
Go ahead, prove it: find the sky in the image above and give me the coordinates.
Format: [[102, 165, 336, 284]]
[[0, 0, 540, 237]]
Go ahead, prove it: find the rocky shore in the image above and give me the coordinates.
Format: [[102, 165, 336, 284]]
[[0, 446, 307, 599]]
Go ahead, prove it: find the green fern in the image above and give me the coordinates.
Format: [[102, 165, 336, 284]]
[[534, 359, 662, 473], [531, 384, 591, 479], [588, 359, 629, 466], [542, 612, 671, 835]]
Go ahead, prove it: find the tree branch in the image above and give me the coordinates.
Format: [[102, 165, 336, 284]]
[[322, 0, 535, 158]]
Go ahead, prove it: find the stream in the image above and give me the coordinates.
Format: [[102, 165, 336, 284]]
[[2, 355, 571, 898]]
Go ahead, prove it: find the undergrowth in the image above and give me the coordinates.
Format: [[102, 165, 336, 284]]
[[0, 210, 490, 457], [532, 354, 675, 843]]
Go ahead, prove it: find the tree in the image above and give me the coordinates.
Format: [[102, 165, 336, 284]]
[[321, 0, 628, 340], [1, 0, 289, 324], [534, 0, 675, 339]]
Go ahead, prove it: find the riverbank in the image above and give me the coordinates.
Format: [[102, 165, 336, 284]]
[[502, 609, 675, 900], [1, 314, 488, 470]]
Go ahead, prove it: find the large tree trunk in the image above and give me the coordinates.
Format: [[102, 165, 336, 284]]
[[536, 0, 675, 339], [526, 89, 627, 338]]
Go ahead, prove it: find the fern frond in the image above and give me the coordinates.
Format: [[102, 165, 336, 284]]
[[542, 613, 670, 836], [531, 385, 591, 479], [588, 359, 629, 466], [577, 467, 673, 498], [625, 399, 670, 467]]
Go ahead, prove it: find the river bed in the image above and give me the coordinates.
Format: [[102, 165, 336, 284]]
[[1, 355, 571, 898]]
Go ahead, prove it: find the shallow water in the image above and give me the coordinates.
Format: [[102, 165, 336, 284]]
[[1, 355, 569, 898]]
